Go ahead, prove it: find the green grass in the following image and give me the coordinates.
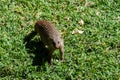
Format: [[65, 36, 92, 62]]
[[0, 0, 120, 79]]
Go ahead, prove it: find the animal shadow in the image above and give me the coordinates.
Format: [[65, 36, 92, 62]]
[[24, 32, 49, 66]]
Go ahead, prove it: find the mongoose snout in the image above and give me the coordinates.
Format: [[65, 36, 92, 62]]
[[35, 20, 64, 64]]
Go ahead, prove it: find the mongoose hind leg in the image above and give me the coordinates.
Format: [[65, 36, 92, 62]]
[[47, 49, 55, 65]]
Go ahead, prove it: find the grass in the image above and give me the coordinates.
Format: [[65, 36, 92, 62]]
[[0, 0, 120, 79]]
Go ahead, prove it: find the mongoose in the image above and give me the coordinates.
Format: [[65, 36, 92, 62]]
[[34, 20, 64, 64]]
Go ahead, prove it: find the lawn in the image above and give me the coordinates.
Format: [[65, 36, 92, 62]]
[[0, 0, 120, 79]]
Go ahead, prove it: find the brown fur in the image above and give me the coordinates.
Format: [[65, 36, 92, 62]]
[[35, 20, 64, 64]]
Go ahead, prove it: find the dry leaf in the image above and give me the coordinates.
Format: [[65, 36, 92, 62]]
[[72, 28, 84, 34], [78, 19, 84, 26], [85, 1, 95, 7], [96, 11, 100, 16]]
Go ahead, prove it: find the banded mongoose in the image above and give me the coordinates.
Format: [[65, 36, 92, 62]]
[[34, 20, 64, 64]]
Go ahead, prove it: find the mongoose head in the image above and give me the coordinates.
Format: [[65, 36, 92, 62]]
[[51, 36, 63, 49]]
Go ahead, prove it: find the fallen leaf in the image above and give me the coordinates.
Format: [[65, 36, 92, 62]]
[[78, 19, 84, 26], [72, 28, 84, 34], [85, 1, 95, 7], [96, 11, 100, 16]]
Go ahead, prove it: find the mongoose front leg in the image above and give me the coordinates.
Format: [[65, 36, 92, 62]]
[[59, 44, 64, 62]]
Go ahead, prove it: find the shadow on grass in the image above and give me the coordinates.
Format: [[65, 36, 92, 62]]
[[23, 31, 49, 66]]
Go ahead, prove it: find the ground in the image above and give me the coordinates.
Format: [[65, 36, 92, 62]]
[[0, 0, 120, 79]]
